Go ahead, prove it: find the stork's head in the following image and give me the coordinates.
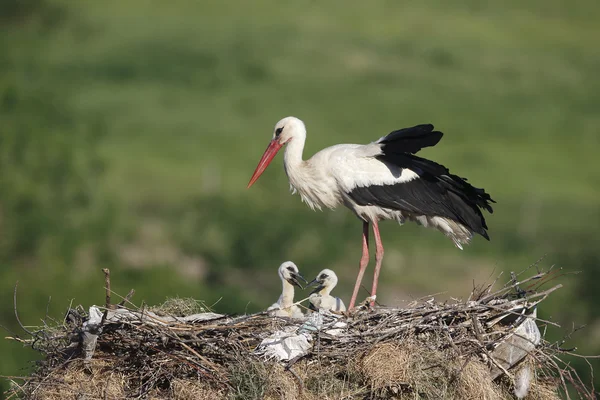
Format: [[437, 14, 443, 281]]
[[247, 116, 305, 188], [278, 261, 307, 289], [308, 269, 339, 294]]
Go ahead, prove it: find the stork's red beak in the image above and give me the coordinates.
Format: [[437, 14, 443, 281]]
[[247, 139, 284, 188]]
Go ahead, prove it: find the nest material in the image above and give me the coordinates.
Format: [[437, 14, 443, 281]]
[[4, 268, 595, 399]]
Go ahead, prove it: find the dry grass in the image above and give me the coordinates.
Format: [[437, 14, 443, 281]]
[[169, 378, 227, 400], [44, 347, 556, 400], [357, 341, 506, 399], [24, 361, 128, 400], [150, 296, 211, 317], [263, 364, 301, 400], [526, 379, 562, 400], [454, 359, 507, 400], [360, 341, 442, 396]]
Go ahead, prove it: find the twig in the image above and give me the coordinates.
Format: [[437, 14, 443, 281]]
[[41, 296, 52, 328], [287, 367, 305, 394], [14, 282, 35, 337], [516, 254, 547, 277], [102, 268, 112, 310], [106, 287, 139, 309], [118, 289, 136, 307]]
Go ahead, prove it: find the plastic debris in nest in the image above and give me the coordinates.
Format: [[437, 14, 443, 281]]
[[254, 327, 312, 361], [255, 310, 348, 361], [489, 307, 541, 379]]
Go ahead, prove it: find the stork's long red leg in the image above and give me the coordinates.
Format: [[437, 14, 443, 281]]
[[370, 220, 385, 307], [348, 221, 370, 310]]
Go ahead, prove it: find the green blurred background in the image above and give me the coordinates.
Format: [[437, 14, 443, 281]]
[[1, 0, 599, 396]]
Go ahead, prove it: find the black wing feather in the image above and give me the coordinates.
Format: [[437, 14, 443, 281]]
[[349, 172, 492, 239], [349, 125, 494, 240], [377, 124, 444, 154], [382, 153, 495, 215]]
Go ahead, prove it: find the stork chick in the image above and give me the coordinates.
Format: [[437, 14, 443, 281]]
[[267, 261, 307, 318], [307, 269, 346, 313]]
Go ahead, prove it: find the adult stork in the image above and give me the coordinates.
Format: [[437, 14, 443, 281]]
[[248, 117, 494, 310]]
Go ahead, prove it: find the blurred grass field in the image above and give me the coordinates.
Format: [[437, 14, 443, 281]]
[[1, 0, 600, 395]]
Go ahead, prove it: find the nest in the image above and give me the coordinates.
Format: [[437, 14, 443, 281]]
[[4, 267, 596, 399]]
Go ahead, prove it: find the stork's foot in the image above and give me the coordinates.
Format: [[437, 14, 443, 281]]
[[346, 295, 378, 314], [366, 295, 377, 309], [354, 296, 378, 311]]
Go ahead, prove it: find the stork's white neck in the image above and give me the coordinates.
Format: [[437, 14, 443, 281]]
[[318, 284, 333, 296], [280, 124, 338, 211], [279, 280, 295, 309], [283, 132, 306, 172]]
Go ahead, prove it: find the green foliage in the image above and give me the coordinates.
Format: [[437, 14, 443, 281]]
[[0, 0, 46, 21], [0, 0, 599, 394], [0, 0, 65, 28], [174, 196, 354, 273], [0, 86, 109, 264]]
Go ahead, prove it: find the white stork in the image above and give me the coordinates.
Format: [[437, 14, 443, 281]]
[[307, 269, 346, 313], [267, 261, 307, 318], [248, 117, 494, 310]]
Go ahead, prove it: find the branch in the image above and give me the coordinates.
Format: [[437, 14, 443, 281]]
[[118, 289, 136, 307], [102, 268, 112, 310]]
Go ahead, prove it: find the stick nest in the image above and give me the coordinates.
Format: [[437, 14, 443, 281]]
[[4, 267, 596, 399]]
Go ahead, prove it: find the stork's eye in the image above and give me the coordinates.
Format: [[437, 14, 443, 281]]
[[275, 127, 283, 136], [287, 266, 295, 272], [320, 274, 328, 280]]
